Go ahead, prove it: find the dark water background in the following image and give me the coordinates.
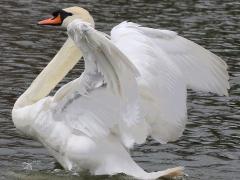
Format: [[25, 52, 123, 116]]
[[0, 0, 239, 179]]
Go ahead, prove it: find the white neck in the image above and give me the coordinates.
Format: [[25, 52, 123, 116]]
[[14, 38, 82, 109]]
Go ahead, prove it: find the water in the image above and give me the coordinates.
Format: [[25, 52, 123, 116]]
[[0, 0, 239, 179]]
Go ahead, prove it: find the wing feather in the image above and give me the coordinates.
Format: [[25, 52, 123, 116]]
[[139, 24, 229, 95], [53, 20, 148, 147], [111, 21, 229, 143], [112, 22, 229, 95]]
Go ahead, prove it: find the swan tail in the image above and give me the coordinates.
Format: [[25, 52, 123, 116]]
[[93, 137, 184, 180], [139, 166, 184, 180]]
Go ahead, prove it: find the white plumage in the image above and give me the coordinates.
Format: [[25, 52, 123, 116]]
[[12, 7, 229, 179]]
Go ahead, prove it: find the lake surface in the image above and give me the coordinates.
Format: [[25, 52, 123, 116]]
[[0, 0, 239, 179]]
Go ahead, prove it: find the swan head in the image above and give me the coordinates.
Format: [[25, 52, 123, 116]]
[[38, 6, 94, 28]]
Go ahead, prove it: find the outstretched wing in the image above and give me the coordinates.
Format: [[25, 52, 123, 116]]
[[111, 22, 229, 143], [112, 22, 229, 95], [53, 20, 148, 147]]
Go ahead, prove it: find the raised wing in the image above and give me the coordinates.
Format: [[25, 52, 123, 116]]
[[112, 22, 229, 95], [111, 22, 229, 143], [53, 20, 148, 147]]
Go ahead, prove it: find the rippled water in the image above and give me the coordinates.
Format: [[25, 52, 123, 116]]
[[0, 0, 239, 180]]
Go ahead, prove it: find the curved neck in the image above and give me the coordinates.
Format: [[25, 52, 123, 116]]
[[14, 38, 82, 109]]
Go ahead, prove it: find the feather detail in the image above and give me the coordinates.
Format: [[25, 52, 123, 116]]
[[111, 21, 229, 143]]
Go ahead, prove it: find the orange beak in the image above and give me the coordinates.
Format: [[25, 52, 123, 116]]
[[38, 15, 62, 25]]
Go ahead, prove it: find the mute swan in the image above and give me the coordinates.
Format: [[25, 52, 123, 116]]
[[12, 6, 229, 179]]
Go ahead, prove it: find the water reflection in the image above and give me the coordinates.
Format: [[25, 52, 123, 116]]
[[0, 0, 239, 179]]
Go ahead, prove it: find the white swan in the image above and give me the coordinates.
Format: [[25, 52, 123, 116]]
[[12, 6, 229, 179]]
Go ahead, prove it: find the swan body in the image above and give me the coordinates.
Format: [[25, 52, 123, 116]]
[[12, 6, 229, 179]]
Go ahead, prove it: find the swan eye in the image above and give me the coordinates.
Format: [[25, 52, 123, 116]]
[[52, 10, 61, 18], [59, 10, 73, 20], [52, 9, 73, 21]]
